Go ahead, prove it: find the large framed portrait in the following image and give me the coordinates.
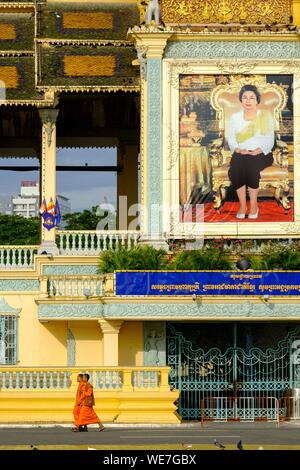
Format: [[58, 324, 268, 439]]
[[163, 61, 300, 238]]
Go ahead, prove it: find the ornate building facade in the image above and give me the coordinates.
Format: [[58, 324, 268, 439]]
[[0, 0, 300, 423]]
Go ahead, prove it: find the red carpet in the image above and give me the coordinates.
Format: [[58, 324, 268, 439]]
[[181, 200, 294, 223]]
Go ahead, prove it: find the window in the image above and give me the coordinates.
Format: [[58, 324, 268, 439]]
[[0, 315, 17, 364]]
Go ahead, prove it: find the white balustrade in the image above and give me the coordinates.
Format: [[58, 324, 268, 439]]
[[0, 246, 38, 269], [47, 275, 104, 297], [0, 367, 167, 391], [133, 369, 160, 389], [0, 369, 70, 390], [57, 231, 140, 255]]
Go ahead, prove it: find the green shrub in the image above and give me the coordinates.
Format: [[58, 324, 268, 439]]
[[249, 243, 300, 270], [98, 245, 169, 274], [170, 247, 232, 271]]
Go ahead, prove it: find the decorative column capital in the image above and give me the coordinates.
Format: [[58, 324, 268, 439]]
[[38, 108, 59, 125], [98, 319, 124, 334], [128, 30, 173, 58]]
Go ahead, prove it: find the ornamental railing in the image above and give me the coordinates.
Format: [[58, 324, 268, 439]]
[[0, 367, 170, 391], [0, 246, 38, 269], [57, 230, 140, 255], [47, 275, 104, 297]]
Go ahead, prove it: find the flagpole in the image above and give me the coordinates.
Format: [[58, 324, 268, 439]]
[[38, 109, 60, 256]]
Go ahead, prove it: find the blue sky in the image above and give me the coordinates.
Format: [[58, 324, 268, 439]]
[[0, 147, 117, 212]]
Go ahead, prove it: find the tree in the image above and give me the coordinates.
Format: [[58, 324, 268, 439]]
[[0, 215, 39, 245], [63, 205, 116, 231]]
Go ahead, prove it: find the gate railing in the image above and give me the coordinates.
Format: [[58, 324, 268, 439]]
[[200, 396, 280, 425]]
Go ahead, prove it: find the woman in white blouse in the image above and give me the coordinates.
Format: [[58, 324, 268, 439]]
[[227, 85, 275, 219]]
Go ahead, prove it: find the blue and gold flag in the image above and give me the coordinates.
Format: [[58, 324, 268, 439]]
[[40, 197, 61, 230]]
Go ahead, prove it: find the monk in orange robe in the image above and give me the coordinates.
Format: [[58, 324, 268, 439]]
[[73, 374, 84, 421], [74, 373, 104, 432]]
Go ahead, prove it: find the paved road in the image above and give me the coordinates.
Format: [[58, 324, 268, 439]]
[[0, 422, 299, 448]]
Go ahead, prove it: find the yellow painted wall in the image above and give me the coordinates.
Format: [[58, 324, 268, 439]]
[[119, 321, 143, 366], [4, 295, 67, 366], [39, 322, 67, 366], [69, 321, 102, 366], [3, 296, 143, 367]]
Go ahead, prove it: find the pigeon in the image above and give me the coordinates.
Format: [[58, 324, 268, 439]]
[[237, 440, 244, 450], [214, 439, 226, 449], [181, 443, 193, 449], [30, 445, 39, 450]]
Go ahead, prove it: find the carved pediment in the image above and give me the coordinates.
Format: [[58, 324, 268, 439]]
[[159, 0, 292, 25]]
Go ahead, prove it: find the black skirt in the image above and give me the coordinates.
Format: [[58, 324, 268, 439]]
[[228, 151, 273, 190]]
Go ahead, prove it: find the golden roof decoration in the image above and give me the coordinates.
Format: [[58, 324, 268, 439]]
[[160, 0, 292, 25]]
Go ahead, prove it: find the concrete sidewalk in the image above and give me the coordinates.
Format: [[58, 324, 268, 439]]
[[0, 422, 299, 449]]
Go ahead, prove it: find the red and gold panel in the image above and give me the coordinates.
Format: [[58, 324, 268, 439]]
[[0, 66, 18, 88], [0, 24, 16, 40], [62, 12, 113, 30], [63, 55, 116, 77]]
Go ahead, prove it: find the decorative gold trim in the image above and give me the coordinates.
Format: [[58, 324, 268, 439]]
[[167, 61, 194, 89], [36, 85, 140, 93], [128, 24, 299, 41], [279, 60, 300, 78], [0, 99, 56, 107], [0, 3, 34, 9], [160, 0, 292, 25], [214, 60, 259, 75], [36, 39, 133, 47], [0, 51, 34, 56]]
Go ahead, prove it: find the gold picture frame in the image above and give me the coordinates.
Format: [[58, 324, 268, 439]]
[[162, 59, 300, 239]]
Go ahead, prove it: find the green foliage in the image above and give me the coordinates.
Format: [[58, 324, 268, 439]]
[[98, 245, 169, 274], [0, 215, 39, 245], [63, 206, 115, 230], [249, 243, 300, 270], [170, 247, 233, 271]]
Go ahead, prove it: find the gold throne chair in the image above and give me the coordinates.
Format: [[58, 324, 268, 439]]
[[209, 77, 290, 213]]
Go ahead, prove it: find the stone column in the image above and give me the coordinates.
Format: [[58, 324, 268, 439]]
[[128, 31, 172, 250], [98, 319, 124, 366], [38, 108, 59, 255]]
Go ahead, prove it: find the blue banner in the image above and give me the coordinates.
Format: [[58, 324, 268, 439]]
[[115, 271, 300, 296]]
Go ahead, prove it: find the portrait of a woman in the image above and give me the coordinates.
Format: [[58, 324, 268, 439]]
[[228, 84, 275, 219]]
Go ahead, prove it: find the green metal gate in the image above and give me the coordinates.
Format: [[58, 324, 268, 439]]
[[167, 323, 300, 421]]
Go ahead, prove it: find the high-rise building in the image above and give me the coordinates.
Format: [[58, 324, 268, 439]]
[[11, 181, 71, 220], [12, 181, 39, 218]]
